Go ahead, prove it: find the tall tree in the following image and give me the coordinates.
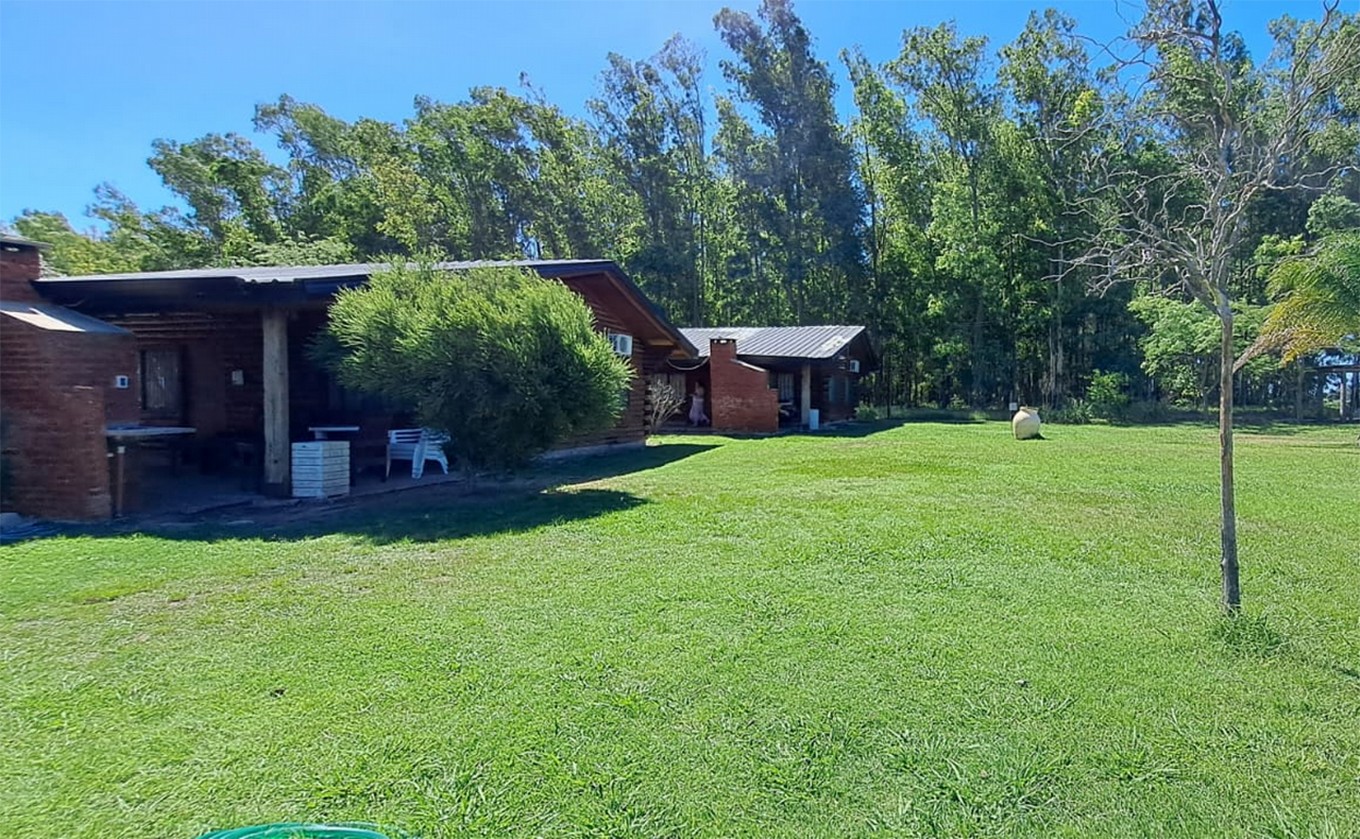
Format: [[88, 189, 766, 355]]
[[714, 0, 863, 324], [844, 48, 936, 406], [590, 36, 711, 323], [889, 22, 1003, 404], [999, 10, 1107, 407]]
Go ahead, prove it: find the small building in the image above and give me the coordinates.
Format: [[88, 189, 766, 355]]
[[0, 243, 695, 520], [668, 326, 876, 434]]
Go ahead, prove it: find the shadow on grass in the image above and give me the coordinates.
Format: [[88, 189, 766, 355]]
[[305, 486, 649, 545], [30, 443, 718, 547], [1099, 410, 1354, 436], [138, 487, 649, 546], [809, 414, 991, 438], [528, 442, 719, 482]]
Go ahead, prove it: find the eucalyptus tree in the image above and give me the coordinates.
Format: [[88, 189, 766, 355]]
[[714, 0, 864, 324], [998, 10, 1106, 406], [253, 95, 396, 256], [843, 48, 938, 406], [888, 22, 1003, 404], [590, 36, 711, 323], [146, 133, 290, 263]]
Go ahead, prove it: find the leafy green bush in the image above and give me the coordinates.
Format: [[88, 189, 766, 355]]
[[1086, 370, 1131, 420], [1123, 401, 1171, 424], [854, 402, 880, 421], [1046, 400, 1093, 425], [316, 261, 634, 469]]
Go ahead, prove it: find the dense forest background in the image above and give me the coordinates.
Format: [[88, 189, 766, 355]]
[[7, 0, 1358, 412]]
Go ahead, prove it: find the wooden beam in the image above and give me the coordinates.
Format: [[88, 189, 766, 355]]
[[801, 363, 812, 428], [262, 309, 290, 496]]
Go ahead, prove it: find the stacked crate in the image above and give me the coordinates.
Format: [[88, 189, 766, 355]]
[[290, 441, 350, 498]]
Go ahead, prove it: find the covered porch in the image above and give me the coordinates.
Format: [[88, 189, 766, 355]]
[[29, 259, 695, 518], [94, 306, 443, 515], [29, 266, 448, 516]]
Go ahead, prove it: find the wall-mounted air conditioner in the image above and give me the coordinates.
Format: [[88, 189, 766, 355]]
[[609, 333, 634, 357]]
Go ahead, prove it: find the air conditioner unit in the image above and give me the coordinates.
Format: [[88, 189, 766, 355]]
[[848, 359, 861, 373], [609, 333, 634, 357]]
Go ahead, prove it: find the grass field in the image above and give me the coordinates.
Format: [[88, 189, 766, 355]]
[[2, 420, 1357, 838]]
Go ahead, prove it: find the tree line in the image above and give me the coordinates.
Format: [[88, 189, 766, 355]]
[[10, 0, 1359, 413]]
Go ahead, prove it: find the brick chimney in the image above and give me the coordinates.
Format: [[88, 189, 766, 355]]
[[709, 336, 738, 364], [707, 337, 779, 434], [0, 236, 46, 303]]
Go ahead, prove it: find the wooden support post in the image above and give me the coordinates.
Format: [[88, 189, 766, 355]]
[[262, 309, 290, 497], [801, 364, 812, 429]]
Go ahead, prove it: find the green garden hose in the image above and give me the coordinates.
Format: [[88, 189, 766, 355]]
[[194, 824, 404, 839]]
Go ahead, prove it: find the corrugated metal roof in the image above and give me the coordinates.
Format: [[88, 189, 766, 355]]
[[0, 301, 131, 335], [33, 259, 618, 284], [681, 325, 866, 360], [0, 234, 50, 250]]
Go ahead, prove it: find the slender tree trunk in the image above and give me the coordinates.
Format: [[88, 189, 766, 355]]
[[1218, 307, 1241, 612], [1294, 363, 1304, 420]]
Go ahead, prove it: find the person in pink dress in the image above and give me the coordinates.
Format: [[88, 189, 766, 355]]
[[688, 384, 709, 426]]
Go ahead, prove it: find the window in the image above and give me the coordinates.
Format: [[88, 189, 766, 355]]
[[140, 348, 184, 420], [776, 373, 795, 401], [607, 332, 634, 357]]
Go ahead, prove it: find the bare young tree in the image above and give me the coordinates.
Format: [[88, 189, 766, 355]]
[[646, 378, 688, 434], [1060, 0, 1359, 611]]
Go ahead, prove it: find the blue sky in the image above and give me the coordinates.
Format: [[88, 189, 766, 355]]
[[0, 0, 1297, 226]]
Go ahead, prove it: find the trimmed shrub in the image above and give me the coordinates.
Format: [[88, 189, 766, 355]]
[[315, 261, 633, 469]]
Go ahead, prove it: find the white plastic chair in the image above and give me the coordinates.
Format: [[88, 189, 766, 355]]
[[386, 428, 451, 479]]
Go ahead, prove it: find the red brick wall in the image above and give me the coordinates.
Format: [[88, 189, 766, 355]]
[[1, 244, 138, 519], [0, 245, 43, 303], [0, 321, 137, 519], [103, 312, 265, 436], [708, 339, 779, 434], [1, 384, 113, 520]]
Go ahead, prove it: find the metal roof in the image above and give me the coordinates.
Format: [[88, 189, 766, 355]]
[[0, 301, 131, 335], [33, 258, 620, 284], [680, 325, 867, 360], [0, 234, 50, 251], [28, 258, 697, 357]]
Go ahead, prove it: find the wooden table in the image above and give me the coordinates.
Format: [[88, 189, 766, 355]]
[[308, 425, 360, 440], [105, 425, 197, 440], [105, 426, 197, 516]]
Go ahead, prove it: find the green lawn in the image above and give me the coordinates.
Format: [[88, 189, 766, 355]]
[[2, 421, 1357, 838]]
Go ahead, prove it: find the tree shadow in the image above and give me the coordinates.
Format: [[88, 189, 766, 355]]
[[531, 442, 719, 482], [808, 419, 911, 438], [1101, 415, 1350, 436], [123, 487, 649, 546], [19, 443, 718, 547], [809, 415, 988, 438]]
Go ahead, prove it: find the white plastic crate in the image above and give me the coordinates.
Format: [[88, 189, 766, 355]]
[[291, 441, 350, 498]]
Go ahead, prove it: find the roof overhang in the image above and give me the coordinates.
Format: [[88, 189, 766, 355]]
[[1, 234, 51, 252], [31, 259, 697, 358]]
